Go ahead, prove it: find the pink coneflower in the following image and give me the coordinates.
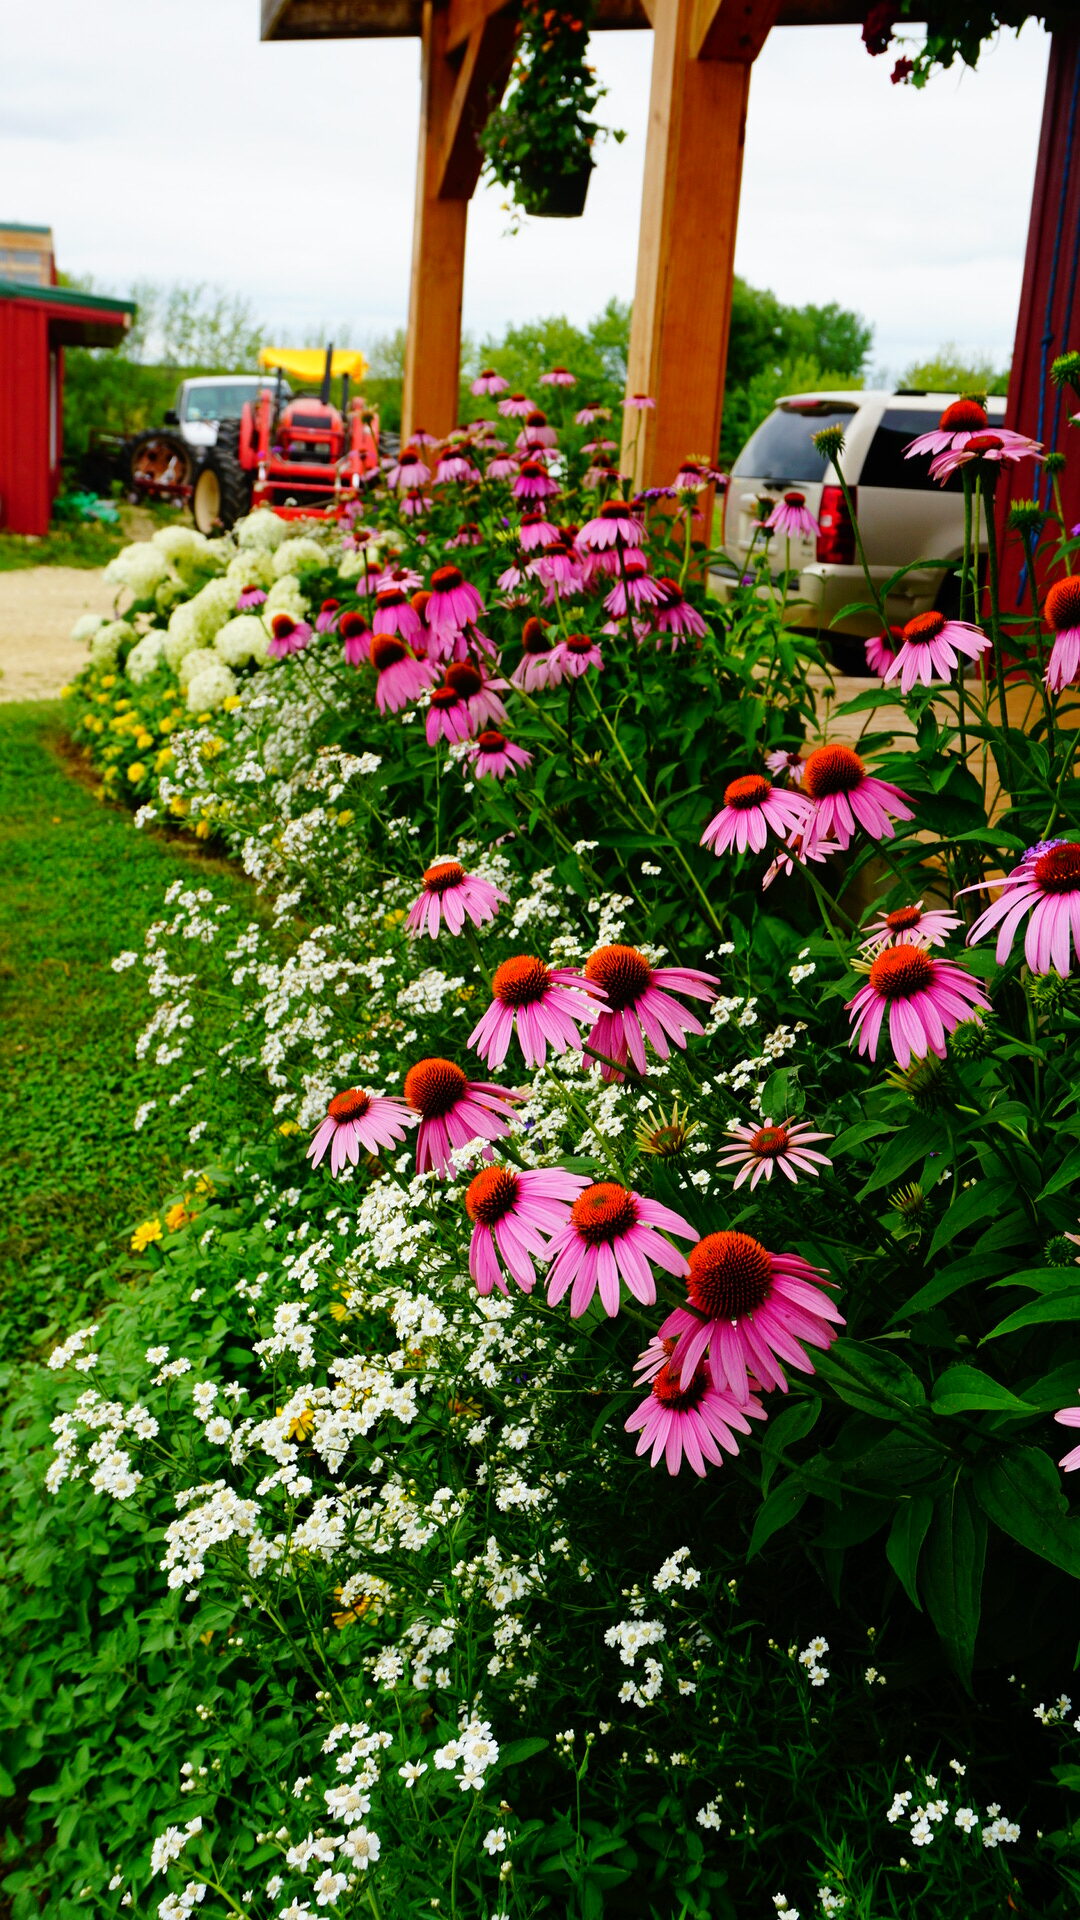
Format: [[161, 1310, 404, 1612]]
[[405, 858, 507, 939], [472, 368, 509, 396], [762, 829, 843, 888], [465, 1163, 590, 1296], [466, 729, 533, 781], [673, 459, 711, 493], [517, 409, 558, 449], [626, 1347, 765, 1476], [448, 521, 483, 548], [861, 900, 962, 949], [518, 510, 562, 552], [435, 452, 482, 485], [236, 584, 266, 611], [552, 631, 603, 679], [339, 610, 372, 666], [387, 446, 431, 490], [426, 564, 485, 641], [603, 560, 665, 616], [865, 626, 904, 676], [530, 541, 583, 597], [1044, 577, 1080, 692], [498, 393, 534, 418], [577, 500, 646, 551], [576, 403, 612, 426], [425, 684, 474, 745], [700, 774, 813, 857], [765, 748, 805, 787], [624, 393, 655, 411], [267, 613, 312, 659], [511, 616, 562, 692], [963, 839, 1080, 975], [539, 367, 576, 388], [370, 634, 437, 713], [766, 490, 819, 539], [376, 563, 424, 594], [1054, 1402, 1080, 1472], [717, 1118, 834, 1190], [373, 587, 423, 642], [846, 945, 990, 1068], [513, 458, 560, 502], [662, 1231, 843, 1405], [409, 859, 501, 939], [308, 1087, 416, 1175], [486, 453, 520, 481], [882, 610, 991, 693], [401, 489, 433, 518], [582, 943, 719, 1080], [315, 598, 341, 634], [583, 461, 623, 492], [652, 576, 709, 642], [468, 955, 602, 1069], [929, 430, 1043, 484], [545, 1182, 697, 1318], [410, 428, 440, 448], [582, 439, 618, 458], [903, 396, 991, 460], [403, 1056, 522, 1178], [802, 743, 914, 853], [443, 658, 508, 729]]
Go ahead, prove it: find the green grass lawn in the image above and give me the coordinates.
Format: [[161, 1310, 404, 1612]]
[[0, 702, 262, 1359]]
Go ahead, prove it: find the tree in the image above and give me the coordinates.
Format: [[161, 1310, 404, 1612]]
[[900, 343, 1009, 395]]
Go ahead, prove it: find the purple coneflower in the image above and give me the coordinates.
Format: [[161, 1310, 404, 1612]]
[[1054, 1402, 1080, 1472], [539, 366, 576, 388], [236, 584, 266, 611], [881, 610, 990, 693], [546, 1182, 698, 1318], [443, 659, 508, 730], [373, 587, 423, 642], [766, 490, 819, 539], [516, 409, 557, 449], [472, 368, 509, 396], [652, 576, 708, 643], [435, 452, 482, 485], [370, 634, 437, 713], [865, 626, 904, 677], [403, 1057, 522, 1178], [267, 614, 312, 659], [511, 617, 562, 692], [701, 774, 813, 857], [929, 430, 1043, 484], [662, 1231, 843, 1405], [603, 560, 665, 616], [861, 901, 962, 949], [405, 859, 507, 939], [339, 610, 372, 667], [486, 453, 520, 481], [582, 943, 718, 1080], [513, 458, 560, 502], [624, 393, 655, 412], [518, 509, 561, 552], [426, 565, 485, 640], [963, 840, 1080, 975], [552, 632, 603, 679], [466, 729, 533, 781], [1044, 577, 1080, 693], [717, 1118, 834, 1190], [401, 489, 432, 518], [425, 684, 474, 746], [315, 598, 341, 634], [387, 446, 431, 490], [465, 1164, 590, 1297], [530, 541, 583, 597], [308, 1088, 416, 1175], [673, 459, 710, 493], [765, 748, 805, 787], [576, 403, 612, 426], [497, 393, 534, 418], [626, 1347, 765, 1477], [468, 955, 602, 1069], [803, 744, 914, 854], [376, 563, 423, 594], [903, 396, 991, 460], [447, 522, 483, 548], [847, 944, 990, 1067], [577, 500, 646, 552]]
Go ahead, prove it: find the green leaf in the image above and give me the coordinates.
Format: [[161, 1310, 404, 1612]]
[[760, 1398, 820, 1497], [886, 1494, 933, 1610], [920, 1476, 987, 1688], [927, 1180, 1017, 1258], [1037, 1146, 1080, 1201], [931, 1365, 1036, 1416], [984, 1292, 1080, 1340], [856, 1117, 942, 1198], [747, 1480, 809, 1558], [890, 1247, 1018, 1323], [498, 1736, 548, 1767], [973, 1446, 1080, 1578], [815, 1340, 927, 1419]]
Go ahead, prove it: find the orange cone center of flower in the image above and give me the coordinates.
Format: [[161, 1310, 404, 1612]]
[[411, 590, 432, 619], [651, 1360, 709, 1411], [430, 685, 462, 711], [526, 410, 548, 426], [687, 1232, 772, 1318], [868, 945, 936, 999], [519, 460, 547, 478], [939, 399, 988, 432], [1034, 842, 1080, 892], [370, 635, 409, 671], [492, 955, 551, 1007], [783, 490, 806, 507], [598, 501, 632, 520], [423, 860, 465, 894], [902, 611, 945, 643], [340, 611, 367, 639], [584, 943, 652, 1010], [1046, 577, 1080, 633], [321, 599, 339, 613], [477, 730, 507, 753], [748, 1125, 789, 1156], [327, 1088, 372, 1121], [375, 588, 408, 608], [570, 1181, 638, 1244], [885, 905, 922, 931], [623, 560, 649, 581], [804, 744, 866, 798], [965, 434, 1003, 455], [401, 445, 422, 462], [271, 615, 297, 638], [565, 633, 594, 655], [723, 773, 772, 811], [522, 617, 551, 656], [403, 1057, 468, 1118], [465, 1164, 521, 1225], [446, 662, 483, 697], [430, 565, 464, 593]]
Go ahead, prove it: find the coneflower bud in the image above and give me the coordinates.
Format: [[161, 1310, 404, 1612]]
[[1050, 350, 1080, 396], [889, 1182, 928, 1237], [812, 424, 846, 461], [885, 1054, 951, 1113], [1044, 449, 1067, 475], [1045, 1235, 1079, 1268], [949, 1018, 991, 1059], [1024, 970, 1073, 1015], [1007, 498, 1046, 538]]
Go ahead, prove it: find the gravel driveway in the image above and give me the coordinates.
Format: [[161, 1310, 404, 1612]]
[[0, 568, 116, 701]]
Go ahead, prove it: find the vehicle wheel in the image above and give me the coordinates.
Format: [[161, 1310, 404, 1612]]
[[192, 426, 252, 533], [126, 429, 194, 498]]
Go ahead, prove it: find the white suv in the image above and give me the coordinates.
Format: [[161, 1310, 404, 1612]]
[[717, 389, 1006, 648], [164, 375, 290, 452]]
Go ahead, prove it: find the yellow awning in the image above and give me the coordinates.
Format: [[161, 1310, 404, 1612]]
[[257, 347, 369, 382]]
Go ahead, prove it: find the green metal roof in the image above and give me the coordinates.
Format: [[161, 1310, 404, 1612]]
[[0, 277, 135, 315], [0, 221, 52, 234]]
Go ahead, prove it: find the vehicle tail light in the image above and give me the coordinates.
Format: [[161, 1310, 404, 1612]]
[[816, 484, 856, 565]]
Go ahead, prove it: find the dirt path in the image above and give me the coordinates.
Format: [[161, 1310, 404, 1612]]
[[0, 568, 117, 701]]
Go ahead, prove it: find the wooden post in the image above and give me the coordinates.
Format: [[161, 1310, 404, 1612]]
[[402, 0, 470, 440], [621, 0, 778, 493]]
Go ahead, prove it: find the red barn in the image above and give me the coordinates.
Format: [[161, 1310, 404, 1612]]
[[0, 223, 134, 536]]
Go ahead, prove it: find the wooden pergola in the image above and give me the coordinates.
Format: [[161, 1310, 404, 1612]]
[[261, 0, 1080, 538]]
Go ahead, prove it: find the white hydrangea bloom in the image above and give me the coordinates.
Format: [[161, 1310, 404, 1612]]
[[152, 525, 210, 563], [126, 632, 167, 685], [105, 542, 171, 599], [265, 574, 308, 616], [225, 549, 276, 589], [89, 620, 137, 666], [163, 577, 238, 669], [176, 647, 220, 693], [235, 507, 289, 550], [215, 614, 271, 669], [272, 536, 328, 577], [185, 660, 238, 713], [70, 612, 108, 644]]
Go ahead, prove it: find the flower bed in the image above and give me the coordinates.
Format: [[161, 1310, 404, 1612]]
[[28, 376, 1080, 1917]]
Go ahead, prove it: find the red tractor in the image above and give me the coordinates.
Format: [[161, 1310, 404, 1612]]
[[192, 346, 379, 534]]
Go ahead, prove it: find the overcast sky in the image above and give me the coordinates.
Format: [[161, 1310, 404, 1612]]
[[1, 1, 1050, 377]]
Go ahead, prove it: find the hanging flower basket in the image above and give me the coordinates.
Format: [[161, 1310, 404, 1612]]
[[478, 0, 621, 222], [517, 156, 595, 220]]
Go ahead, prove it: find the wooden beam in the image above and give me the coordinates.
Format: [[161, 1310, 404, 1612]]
[[622, 0, 768, 490], [438, 9, 519, 195], [402, 0, 469, 439], [692, 0, 779, 61]]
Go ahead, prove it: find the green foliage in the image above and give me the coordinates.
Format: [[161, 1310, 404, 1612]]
[[900, 342, 1009, 396], [873, 1, 1076, 88], [478, 0, 623, 215]]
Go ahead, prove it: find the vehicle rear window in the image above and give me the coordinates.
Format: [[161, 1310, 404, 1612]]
[[183, 384, 267, 423], [859, 401, 1007, 491], [731, 403, 858, 483]]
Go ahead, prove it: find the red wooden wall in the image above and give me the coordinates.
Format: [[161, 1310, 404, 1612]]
[[0, 298, 53, 535]]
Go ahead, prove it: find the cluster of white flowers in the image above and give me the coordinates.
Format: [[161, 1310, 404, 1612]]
[[797, 1637, 829, 1687]]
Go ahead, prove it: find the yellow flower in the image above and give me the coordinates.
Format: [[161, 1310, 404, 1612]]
[[328, 1301, 351, 1323], [199, 736, 225, 762], [136, 732, 154, 751], [159, 718, 176, 735], [331, 1587, 374, 1630], [194, 818, 212, 839], [194, 1174, 216, 1197], [60, 683, 73, 698], [336, 809, 354, 826], [164, 1202, 194, 1233], [115, 697, 131, 712], [94, 691, 109, 705], [222, 694, 242, 712], [280, 1405, 315, 1442], [155, 746, 174, 771], [277, 1120, 300, 1137], [126, 761, 146, 783], [101, 674, 116, 689], [131, 1218, 163, 1253], [196, 711, 212, 724], [168, 795, 188, 818]]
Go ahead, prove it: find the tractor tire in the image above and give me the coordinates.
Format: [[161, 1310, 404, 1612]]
[[126, 429, 194, 500], [192, 423, 252, 533]]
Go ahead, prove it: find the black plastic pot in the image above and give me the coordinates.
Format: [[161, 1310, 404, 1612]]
[[518, 157, 594, 219]]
